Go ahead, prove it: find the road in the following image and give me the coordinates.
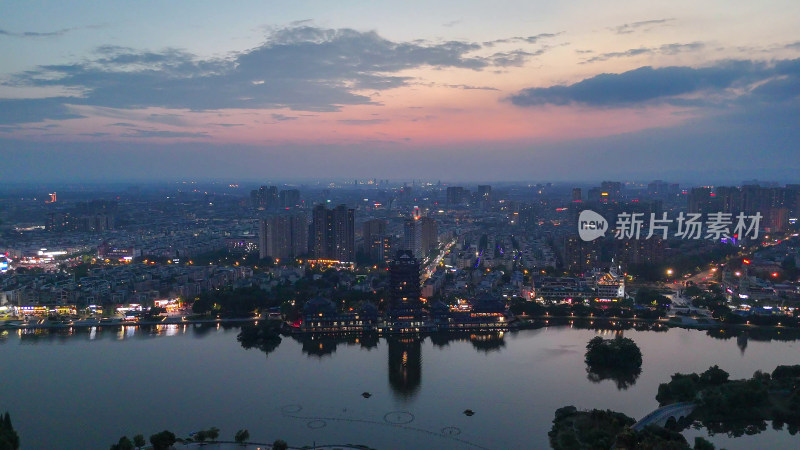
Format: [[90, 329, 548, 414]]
[[421, 238, 457, 281], [665, 266, 718, 309]]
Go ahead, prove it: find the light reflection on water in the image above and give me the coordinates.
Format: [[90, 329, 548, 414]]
[[1, 324, 800, 450]]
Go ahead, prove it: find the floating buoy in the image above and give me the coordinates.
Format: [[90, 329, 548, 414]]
[[362, 392, 372, 398], [463, 409, 475, 416]]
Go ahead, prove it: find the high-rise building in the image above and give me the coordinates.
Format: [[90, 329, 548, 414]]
[[446, 186, 465, 206], [477, 185, 492, 208], [332, 204, 355, 261], [688, 187, 714, 214], [251, 185, 278, 208], [572, 188, 582, 202], [311, 204, 332, 258], [419, 217, 438, 256], [259, 213, 307, 260], [389, 250, 422, 311], [363, 219, 387, 262], [615, 237, 665, 266], [279, 189, 301, 208], [403, 219, 422, 259], [310, 204, 354, 261], [562, 235, 599, 272]]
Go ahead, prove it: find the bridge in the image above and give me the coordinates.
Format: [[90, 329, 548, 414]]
[[632, 402, 696, 431]]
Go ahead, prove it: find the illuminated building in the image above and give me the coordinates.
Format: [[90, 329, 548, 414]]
[[311, 204, 354, 262], [300, 297, 379, 333], [259, 213, 307, 260], [362, 219, 387, 262], [387, 250, 429, 332]]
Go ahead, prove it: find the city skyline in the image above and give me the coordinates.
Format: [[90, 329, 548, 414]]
[[1, 1, 799, 182]]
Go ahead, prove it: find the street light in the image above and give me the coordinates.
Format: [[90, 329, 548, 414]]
[[666, 269, 674, 276]]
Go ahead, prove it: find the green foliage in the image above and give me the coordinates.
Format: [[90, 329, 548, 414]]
[[585, 336, 643, 390], [684, 285, 703, 298], [548, 406, 635, 450], [585, 336, 642, 371], [132, 434, 146, 448], [772, 364, 800, 380], [192, 427, 219, 443], [237, 320, 282, 356], [656, 373, 701, 404], [0, 412, 19, 450], [149, 430, 176, 450], [193, 285, 266, 317], [234, 429, 250, 444], [699, 365, 729, 386], [615, 425, 688, 450], [634, 288, 671, 308], [693, 437, 716, 450], [657, 364, 800, 438], [109, 436, 134, 450], [207, 427, 219, 441], [272, 439, 289, 450]]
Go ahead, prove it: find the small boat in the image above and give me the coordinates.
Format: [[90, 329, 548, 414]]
[[463, 409, 475, 416]]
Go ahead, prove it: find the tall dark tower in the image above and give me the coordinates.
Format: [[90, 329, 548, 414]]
[[332, 204, 355, 262], [311, 204, 330, 258], [389, 250, 421, 310]]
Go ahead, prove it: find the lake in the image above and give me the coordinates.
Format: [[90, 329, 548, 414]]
[[2, 323, 799, 449]]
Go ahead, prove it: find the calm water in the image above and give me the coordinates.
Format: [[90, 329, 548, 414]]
[[1, 324, 799, 449]]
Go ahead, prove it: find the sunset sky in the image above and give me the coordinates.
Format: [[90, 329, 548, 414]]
[[2, 1, 799, 183]]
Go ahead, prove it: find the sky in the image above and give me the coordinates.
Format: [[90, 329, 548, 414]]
[[1, 0, 799, 184]]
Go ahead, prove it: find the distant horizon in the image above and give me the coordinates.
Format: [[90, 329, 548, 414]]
[[0, 176, 796, 191]]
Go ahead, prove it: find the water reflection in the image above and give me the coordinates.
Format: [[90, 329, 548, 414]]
[[705, 327, 800, 355], [586, 365, 642, 390], [387, 336, 422, 400]]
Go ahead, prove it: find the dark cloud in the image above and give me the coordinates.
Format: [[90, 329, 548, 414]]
[[489, 49, 538, 67], [482, 33, 561, 47], [509, 59, 800, 107], [0, 24, 105, 38], [0, 27, 72, 38], [0, 97, 85, 124], [271, 114, 297, 121], [2, 25, 553, 124], [611, 19, 674, 34], [581, 42, 704, 63]]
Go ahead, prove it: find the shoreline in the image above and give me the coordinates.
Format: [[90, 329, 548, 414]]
[[3, 313, 797, 335]]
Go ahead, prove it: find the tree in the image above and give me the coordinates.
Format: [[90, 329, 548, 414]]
[[207, 427, 219, 441], [194, 430, 208, 443], [234, 429, 250, 445], [149, 430, 176, 450], [0, 412, 20, 450], [272, 439, 288, 450], [700, 365, 729, 386], [110, 436, 134, 450], [694, 436, 716, 450], [132, 434, 146, 449]]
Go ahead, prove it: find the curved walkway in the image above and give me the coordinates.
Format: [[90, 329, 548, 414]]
[[632, 402, 696, 431]]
